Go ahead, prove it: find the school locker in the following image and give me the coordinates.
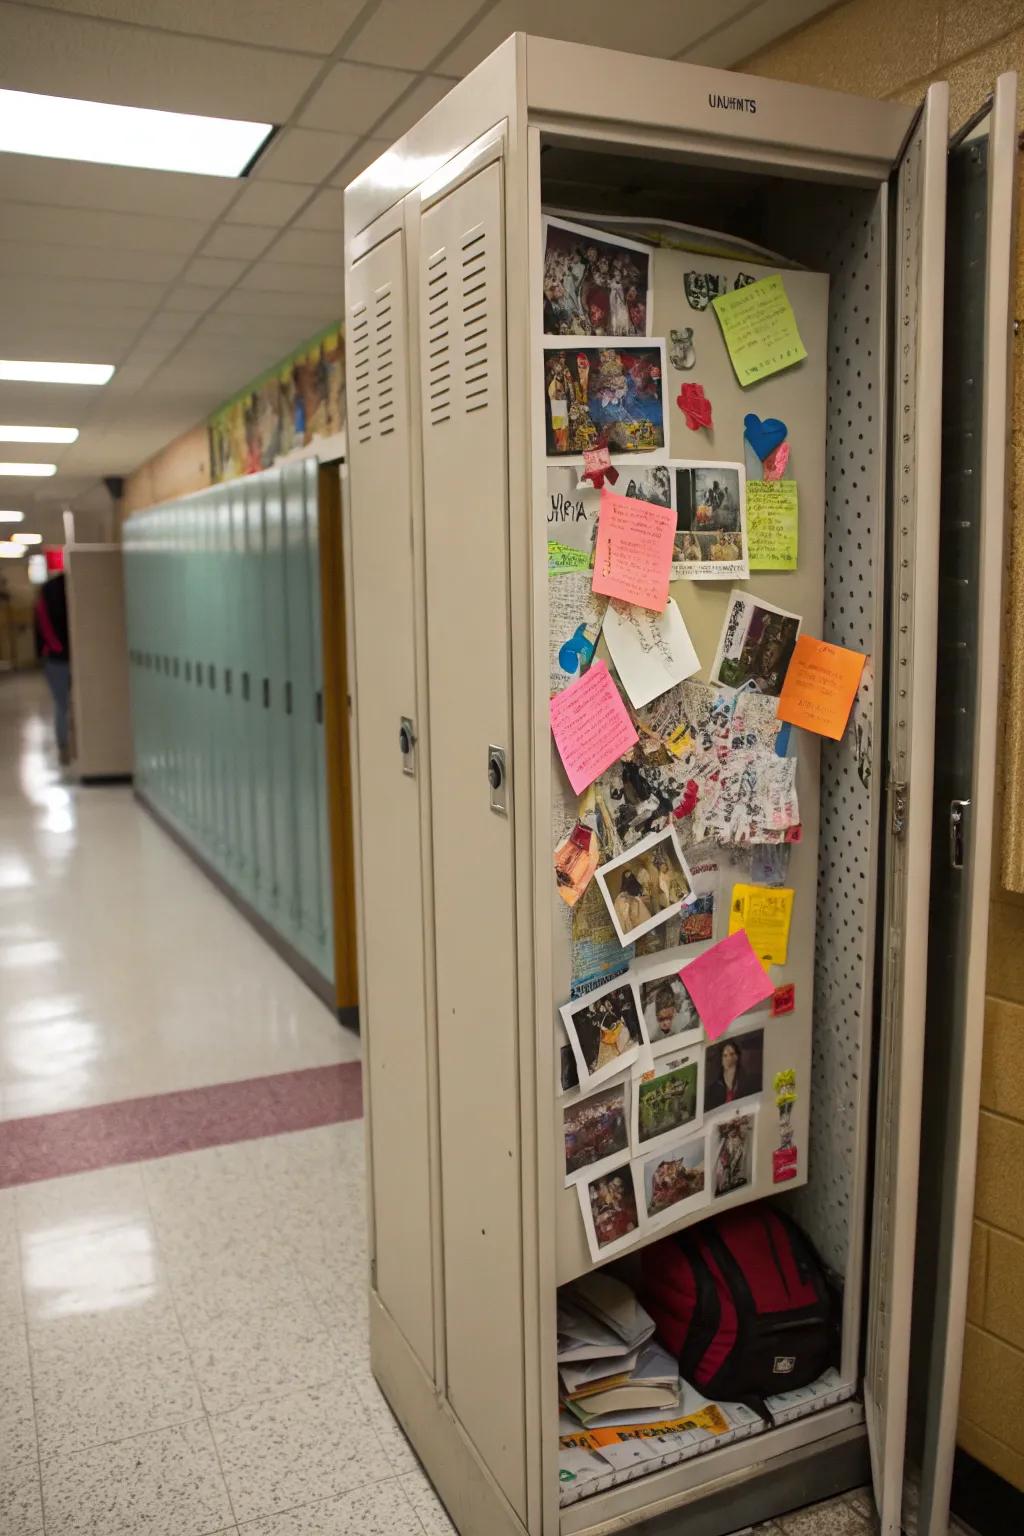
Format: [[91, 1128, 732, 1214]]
[[342, 36, 1017, 1536]]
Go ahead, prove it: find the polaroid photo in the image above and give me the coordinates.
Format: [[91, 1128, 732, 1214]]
[[559, 973, 649, 1091], [633, 1132, 709, 1232], [704, 1027, 765, 1117], [595, 824, 694, 947], [542, 216, 652, 339], [708, 1108, 759, 1200], [543, 339, 667, 462], [633, 953, 704, 1056], [710, 590, 802, 697], [577, 1160, 643, 1263], [631, 1046, 704, 1158], [671, 461, 748, 581], [562, 1080, 631, 1187]]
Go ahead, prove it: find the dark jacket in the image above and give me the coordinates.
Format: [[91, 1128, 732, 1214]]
[[35, 573, 70, 661]]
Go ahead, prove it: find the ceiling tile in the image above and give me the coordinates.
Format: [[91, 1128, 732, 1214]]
[[299, 60, 416, 134], [239, 260, 342, 297], [680, 0, 836, 67], [345, 0, 488, 71], [373, 74, 457, 141], [0, 273, 166, 309], [294, 189, 344, 232], [19, 0, 370, 54], [252, 127, 359, 186], [0, 6, 322, 120], [0, 201, 209, 256], [331, 138, 393, 186], [0, 239, 183, 284], [270, 228, 343, 267], [145, 311, 202, 337], [202, 224, 279, 259], [216, 288, 340, 321], [434, 0, 525, 74], [162, 284, 222, 314], [178, 255, 249, 287], [225, 180, 311, 227], [0, 153, 238, 220]]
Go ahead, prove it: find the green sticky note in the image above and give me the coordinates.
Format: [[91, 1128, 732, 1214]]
[[711, 275, 807, 387], [548, 540, 592, 572], [747, 480, 798, 570]]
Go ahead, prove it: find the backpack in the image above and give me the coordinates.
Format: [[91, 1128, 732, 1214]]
[[638, 1205, 834, 1405]]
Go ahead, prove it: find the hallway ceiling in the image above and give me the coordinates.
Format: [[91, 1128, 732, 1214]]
[[0, 0, 835, 536]]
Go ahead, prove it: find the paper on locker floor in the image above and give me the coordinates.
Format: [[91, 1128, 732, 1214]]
[[602, 597, 701, 710]]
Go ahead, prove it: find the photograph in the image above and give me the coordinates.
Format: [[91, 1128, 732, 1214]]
[[636, 956, 703, 1053], [559, 973, 648, 1091], [559, 1042, 580, 1096], [633, 897, 714, 955], [710, 590, 802, 697], [704, 1028, 764, 1114], [578, 1162, 642, 1261], [672, 461, 748, 580], [595, 825, 694, 946], [562, 1082, 630, 1185], [632, 1047, 704, 1157], [544, 341, 667, 459], [709, 1110, 757, 1199], [542, 217, 651, 337], [621, 464, 673, 508], [635, 1135, 708, 1227]]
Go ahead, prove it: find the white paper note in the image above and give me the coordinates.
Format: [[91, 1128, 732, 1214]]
[[603, 598, 701, 710]]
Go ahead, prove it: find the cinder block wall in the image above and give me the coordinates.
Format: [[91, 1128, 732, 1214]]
[[743, 0, 1024, 1491]]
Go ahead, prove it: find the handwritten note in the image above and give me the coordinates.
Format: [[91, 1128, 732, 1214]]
[[776, 635, 866, 741], [747, 481, 798, 571], [712, 275, 807, 387], [550, 659, 639, 796], [603, 597, 701, 709], [592, 489, 676, 613], [728, 884, 795, 967], [678, 929, 774, 1042]]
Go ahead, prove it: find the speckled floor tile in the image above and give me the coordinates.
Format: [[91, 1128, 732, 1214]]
[[29, 1296, 202, 1454], [399, 1468, 457, 1535], [776, 1496, 872, 1536], [14, 1162, 150, 1234], [40, 1418, 234, 1536], [210, 1378, 394, 1523], [0, 1187, 21, 1309], [182, 1289, 342, 1415], [0, 1391, 43, 1536], [238, 1477, 422, 1534], [355, 1378, 419, 1477]]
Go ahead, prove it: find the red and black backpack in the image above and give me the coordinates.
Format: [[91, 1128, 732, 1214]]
[[639, 1205, 835, 1405]]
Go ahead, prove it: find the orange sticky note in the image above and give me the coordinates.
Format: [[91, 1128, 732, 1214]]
[[592, 489, 676, 613], [776, 635, 866, 741]]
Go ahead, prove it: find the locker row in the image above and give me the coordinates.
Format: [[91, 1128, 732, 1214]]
[[122, 459, 334, 990]]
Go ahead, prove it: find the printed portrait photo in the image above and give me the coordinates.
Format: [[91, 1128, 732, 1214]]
[[638, 964, 701, 1053], [596, 826, 693, 946], [709, 1111, 757, 1198], [704, 1028, 764, 1114], [544, 342, 666, 459], [562, 1082, 630, 1184], [560, 975, 647, 1090], [543, 218, 651, 337]]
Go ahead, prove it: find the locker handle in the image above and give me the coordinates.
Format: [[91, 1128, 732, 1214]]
[[285, 680, 293, 716], [196, 661, 203, 687], [242, 672, 250, 703], [208, 664, 216, 690], [224, 668, 232, 696], [315, 689, 323, 725], [950, 799, 970, 870], [262, 677, 270, 709]]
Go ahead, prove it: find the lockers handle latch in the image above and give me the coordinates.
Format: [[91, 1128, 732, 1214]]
[[399, 717, 417, 777], [950, 799, 971, 870], [488, 745, 508, 816]]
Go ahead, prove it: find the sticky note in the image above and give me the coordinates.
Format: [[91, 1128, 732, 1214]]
[[776, 635, 867, 741], [550, 659, 639, 796], [602, 598, 701, 710], [548, 541, 592, 572], [678, 929, 774, 1043], [592, 489, 676, 613], [711, 275, 807, 387], [747, 481, 798, 571], [728, 884, 795, 967]]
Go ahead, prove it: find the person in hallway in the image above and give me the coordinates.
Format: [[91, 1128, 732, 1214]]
[[34, 570, 72, 764]]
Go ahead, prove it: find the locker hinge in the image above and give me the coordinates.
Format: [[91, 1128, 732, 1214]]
[[889, 779, 909, 838]]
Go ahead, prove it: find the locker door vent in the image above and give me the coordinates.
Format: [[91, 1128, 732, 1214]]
[[426, 246, 452, 427], [351, 302, 372, 445], [374, 282, 395, 437], [461, 221, 489, 414]]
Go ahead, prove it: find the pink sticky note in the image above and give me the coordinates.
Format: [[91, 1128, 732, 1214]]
[[592, 489, 676, 613], [549, 659, 639, 797], [678, 929, 774, 1042]]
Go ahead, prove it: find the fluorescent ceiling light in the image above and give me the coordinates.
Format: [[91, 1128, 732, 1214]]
[[0, 543, 26, 559], [0, 360, 114, 386], [11, 532, 42, 545], [0, 463, 57, 477], [0, 88, 274, 178], [0, 511, 25, 522], [0, 425, 78, 444]]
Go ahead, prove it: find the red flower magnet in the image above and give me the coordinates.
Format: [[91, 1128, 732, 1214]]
[[676, 382, 713, 432]]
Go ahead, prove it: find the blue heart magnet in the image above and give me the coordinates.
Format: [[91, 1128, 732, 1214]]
[[743, 413, 788, 461]]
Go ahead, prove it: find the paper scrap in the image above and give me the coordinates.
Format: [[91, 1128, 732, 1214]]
[[728, 884, 795, 967], [771, 983, 795, 1016], [711, 275, 807, 387], [747, 481, 798, 571], [763, 441, 790, 480], [602, 598, 701, 710], [676, 381, 713, 432], [549, 572, 608, 695], [592, 489, 676, 613], [773, 1146, 798, 1183], [550, 659, 639, 797], [678, 929, 773, 1043], [555, 821, 601, 908], [547, 466, 599, 574], [776, 635, 867, 740], [581, 445, 619, 490]]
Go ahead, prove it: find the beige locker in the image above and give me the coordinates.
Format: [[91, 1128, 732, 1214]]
[[65, 545, 133, 780]]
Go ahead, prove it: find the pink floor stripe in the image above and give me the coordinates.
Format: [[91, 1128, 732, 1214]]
[[0, 1062, 363, 1188]]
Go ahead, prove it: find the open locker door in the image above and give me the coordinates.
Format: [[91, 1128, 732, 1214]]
[[864, 80, 948, 1536], [914, 71, 1019, 1536]]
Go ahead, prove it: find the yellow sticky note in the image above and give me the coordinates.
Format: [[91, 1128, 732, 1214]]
[[747, 481, 798, 570], [728, 884, 795, 967], [711, 275, 807, 387]]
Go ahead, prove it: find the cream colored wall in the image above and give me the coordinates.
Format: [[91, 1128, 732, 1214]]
[[122, 422, 211, 516], [743, 0, 1024, 1491]]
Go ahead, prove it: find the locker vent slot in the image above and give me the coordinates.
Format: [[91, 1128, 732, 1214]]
[[426, 245, 451, 427], [461, 222, 489, 413], [351, 302, 372, 445], [374, 283, 395, 437]]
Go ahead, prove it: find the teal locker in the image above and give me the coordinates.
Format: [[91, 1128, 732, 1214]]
[[307, 463, 335, 981], [245, 478, 275, 918], [228, 480, 254, 898], [262, 469, 297, 932]]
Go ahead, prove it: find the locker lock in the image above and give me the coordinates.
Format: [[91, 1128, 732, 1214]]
[[488, 745, 508, 816], [399, 716, 417, 777]]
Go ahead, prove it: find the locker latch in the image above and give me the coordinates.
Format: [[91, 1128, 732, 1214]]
[[488, 745, 508, 816], [890, 780, 908, 838], [399, 716, 417, 777], [950, 799, 970, 870]]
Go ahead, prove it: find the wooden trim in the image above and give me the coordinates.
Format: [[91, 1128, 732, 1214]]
[[318, 462, 360, 1013]]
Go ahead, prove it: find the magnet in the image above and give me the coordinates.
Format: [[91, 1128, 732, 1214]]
[[771, 984, 795, 1016], [773, 1146, 798, 1183], [743, 412, 788, 462], [684, 272, 728, 311], [734, 272, 758, 289], [676, 381, 713, 432], [669, 327, 696, 370], [558, 624, 596, 676], [763, 441, 791, 480]]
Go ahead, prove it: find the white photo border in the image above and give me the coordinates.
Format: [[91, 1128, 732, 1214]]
[[595, 824, 694, 947], [669, 458, 749, 582], [576, 1159, 645, 1265], [630, 1045, 705, 1159], [632, 1130, 710, 1234], [559, 972, 651, 1093], [561, 1077, 632, 1189]]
